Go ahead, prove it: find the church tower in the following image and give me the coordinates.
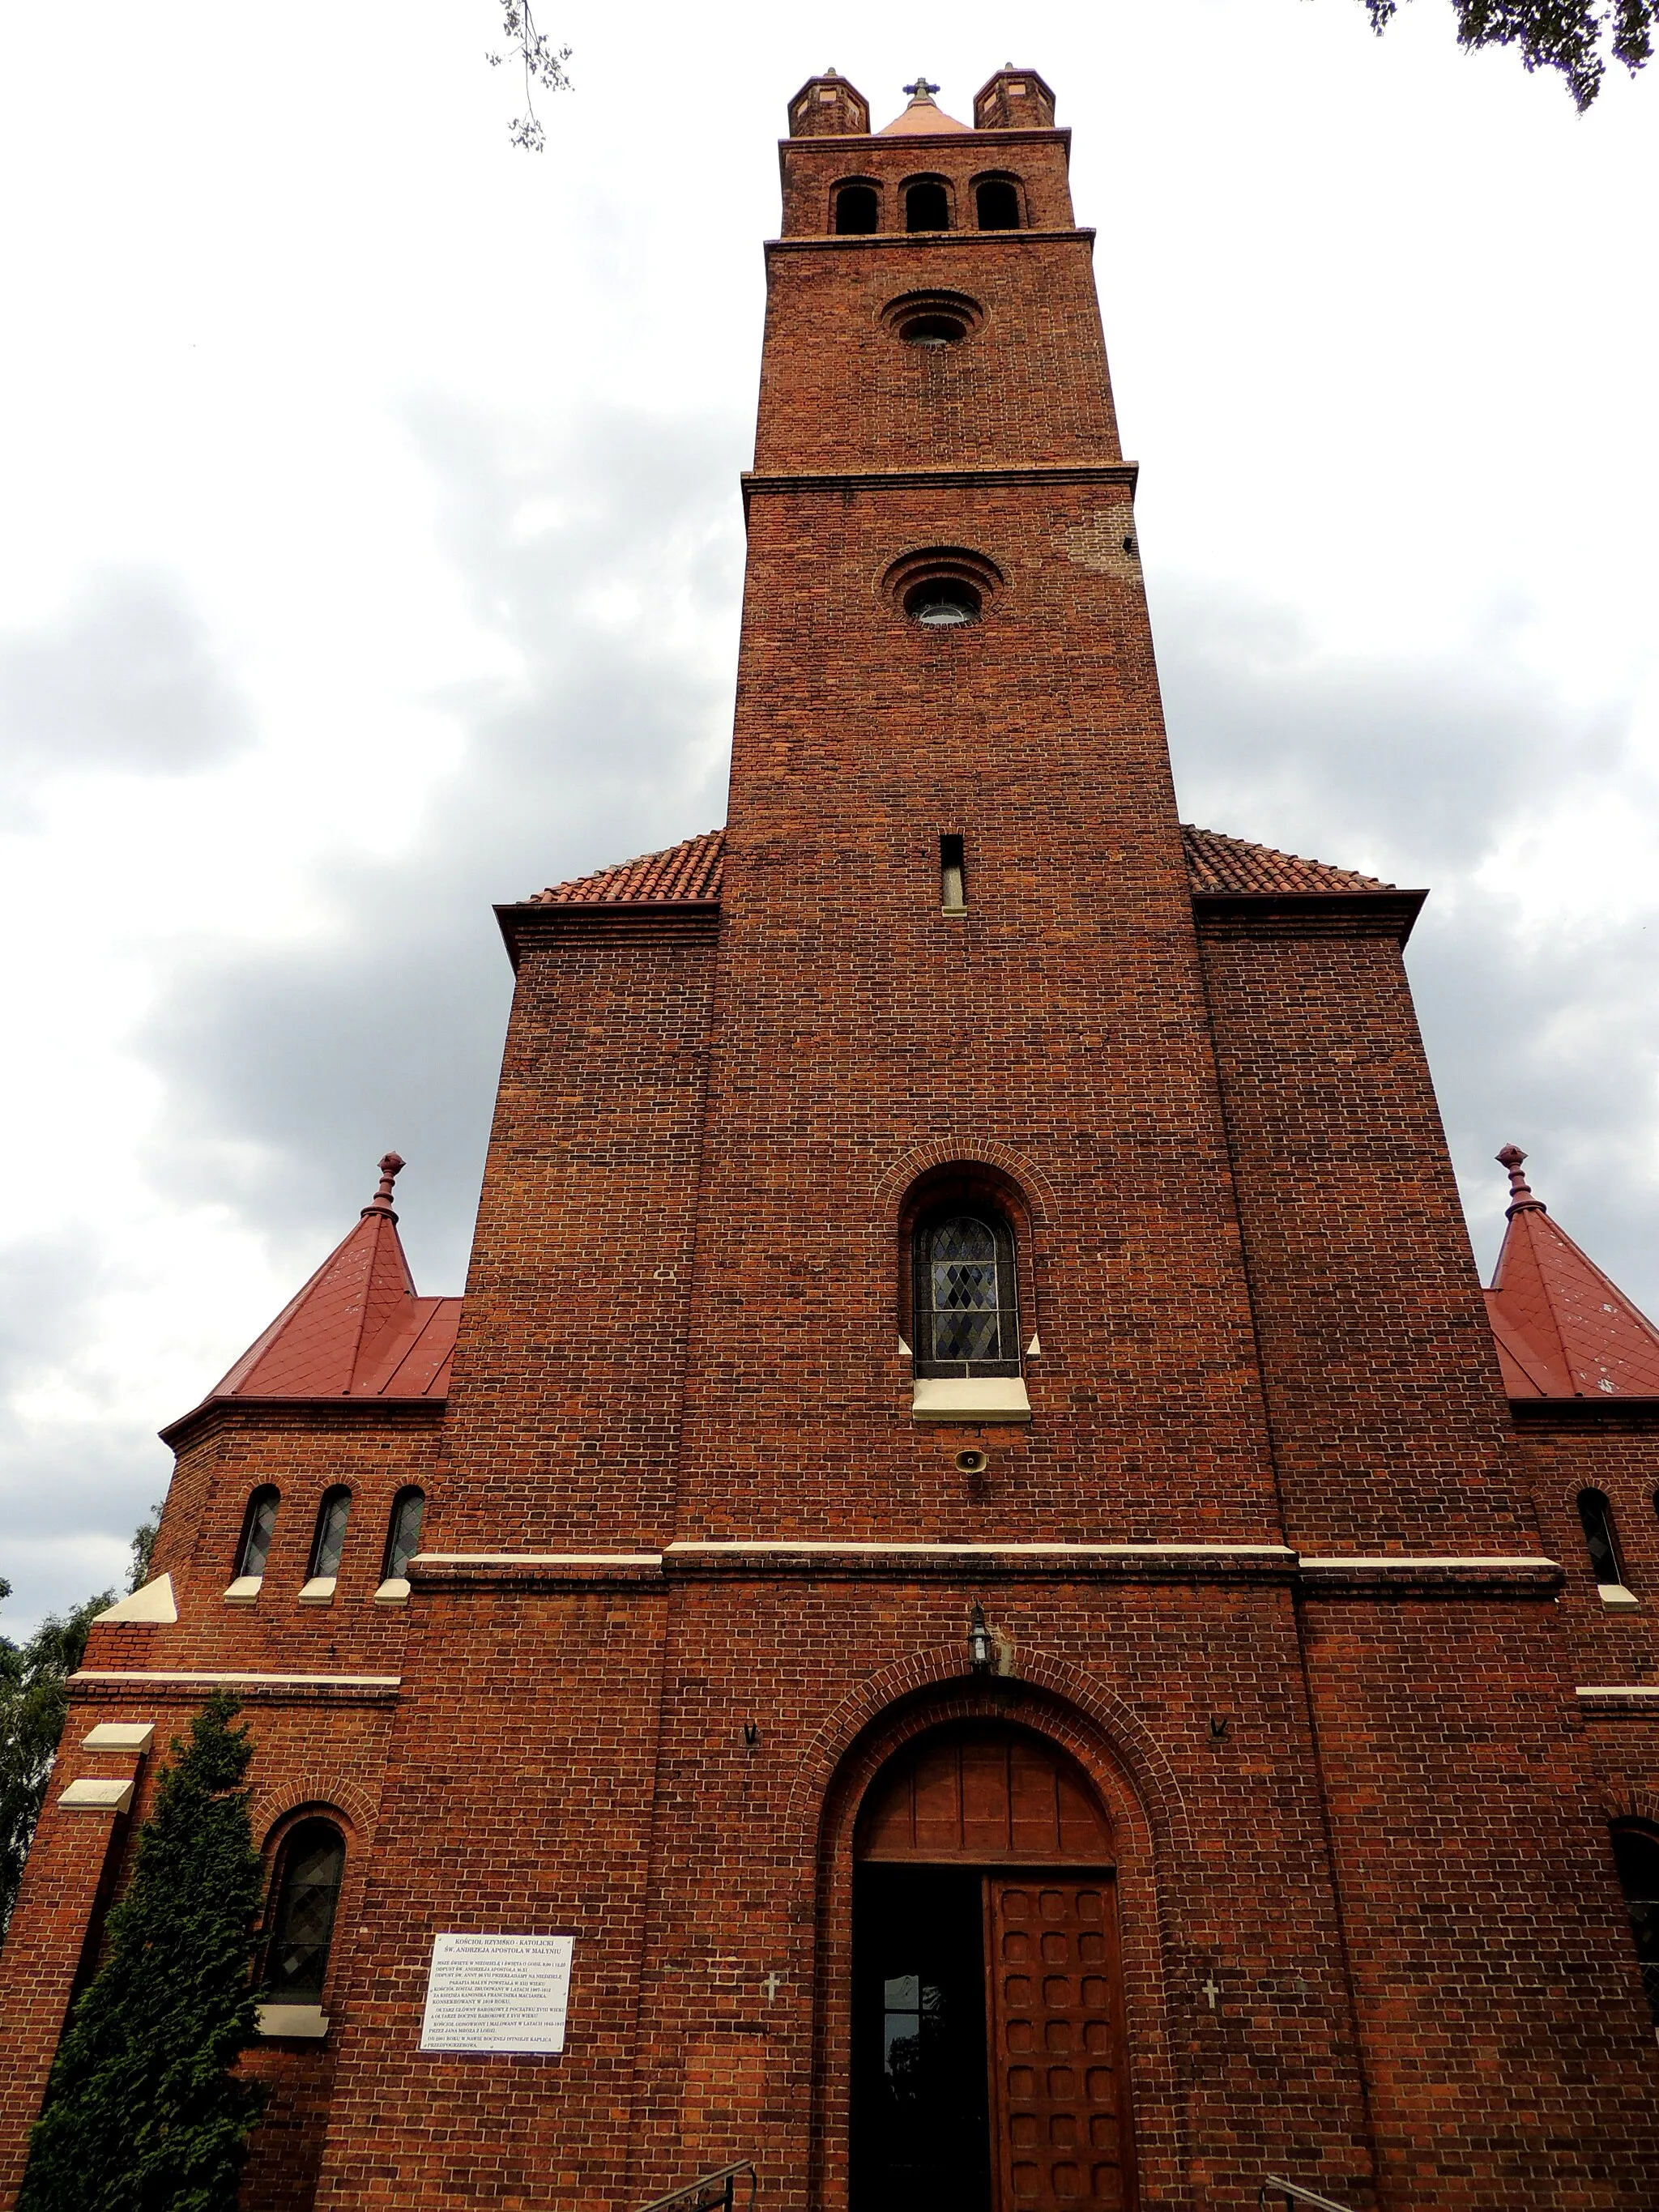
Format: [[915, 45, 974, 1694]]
[[3, 66, 1658, 2212]]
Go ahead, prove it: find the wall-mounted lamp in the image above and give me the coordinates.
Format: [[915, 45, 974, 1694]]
[[967, 1601, 996, 1673]]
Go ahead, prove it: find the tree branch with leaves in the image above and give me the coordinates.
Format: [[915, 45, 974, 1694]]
[[1363, 0, 1655, 108], [488, 1, 572, 151]]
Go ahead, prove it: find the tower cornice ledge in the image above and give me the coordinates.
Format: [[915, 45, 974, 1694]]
[[743, 462, 1137, 515], [767, 224, 1093, 257], [1191, 887, 1427, 946]]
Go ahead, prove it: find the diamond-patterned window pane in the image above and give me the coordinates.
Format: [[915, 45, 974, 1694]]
[[926, 1217, 1004, 1364], [264, 1822, 346, 2003]]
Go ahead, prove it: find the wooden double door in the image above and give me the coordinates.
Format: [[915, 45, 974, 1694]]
[[851, 1727, 1137, 2212]]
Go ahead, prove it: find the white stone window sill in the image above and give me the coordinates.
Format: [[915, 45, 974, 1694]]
[[256, 2004, 330, 2039], [298, 1576, 338, 1605], [373, 1577, 411, 1605], [224, 1575, 263, 1605], [911, 1377, 1031, 1424], [1597, 1583, 1641, 1609]]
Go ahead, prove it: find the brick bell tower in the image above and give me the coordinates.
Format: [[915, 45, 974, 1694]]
[[6, 63, 1659, 2212]]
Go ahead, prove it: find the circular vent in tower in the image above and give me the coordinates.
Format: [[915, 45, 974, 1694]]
[[884, 547, 1004, 630], [881, 290, 984, 347]]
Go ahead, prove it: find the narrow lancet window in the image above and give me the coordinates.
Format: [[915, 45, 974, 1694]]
[[1577, 1489, 1631, 1599], [940, 835, 966, 914], [382, 1486, 426, 1583], [234, 1487, 279, 1581], [262, 1820, 346, 2005], [308, 1488, 352, 1582]]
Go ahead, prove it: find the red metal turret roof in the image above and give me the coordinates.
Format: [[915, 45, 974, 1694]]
[[190, 1154, 459, 1413], [1483, 1148, 1659, 1399], [529, 825, 1392, 906]]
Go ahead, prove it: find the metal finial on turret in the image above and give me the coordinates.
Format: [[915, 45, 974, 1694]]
[[1496, 1144, 1544, 1217], [363, 1151, 406, 1221]]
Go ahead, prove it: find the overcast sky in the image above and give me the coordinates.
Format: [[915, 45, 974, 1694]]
[[2, 1, 1656, 1636]]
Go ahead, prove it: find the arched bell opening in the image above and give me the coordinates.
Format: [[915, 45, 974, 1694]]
[[847, 1721, 1137, 2212]]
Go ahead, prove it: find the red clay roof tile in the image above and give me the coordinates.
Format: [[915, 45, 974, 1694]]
[[529, 825, 1392, 906], [203, 1177, 459, 1409], [1485, 1157, 1659, 1399]]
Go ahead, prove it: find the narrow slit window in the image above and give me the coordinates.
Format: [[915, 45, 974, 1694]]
[[940, 835, 966, 914], [309, 1488, 352, 1581], [382, 1486, 426, 1583], [1577, 1488, 1627, 1590], [235, 1487, 279, 1580]]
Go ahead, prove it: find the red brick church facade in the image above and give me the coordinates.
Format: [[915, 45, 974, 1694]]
[[4, 66, 1659, 2212]]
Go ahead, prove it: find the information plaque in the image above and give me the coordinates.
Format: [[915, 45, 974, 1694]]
[[418, 1933, 574, 2055]]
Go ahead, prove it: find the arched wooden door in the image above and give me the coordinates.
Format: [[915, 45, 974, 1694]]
[[851, 1724, 1137, 2212]]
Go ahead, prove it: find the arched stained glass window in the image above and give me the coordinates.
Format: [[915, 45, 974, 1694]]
[[234, 1487, 279, 1580], [914, 1212, 1019, 1379], [382, 1486, 426, 1583], [1611, 1823, 1659, 2024], [308, 1488, 352, 1581], [262, 1819, 346, 2004]]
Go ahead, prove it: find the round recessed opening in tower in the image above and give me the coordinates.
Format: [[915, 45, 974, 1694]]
[[881, 291, 983, 349], [885, 546, 1004, 632], [905, 577, 981, 627]]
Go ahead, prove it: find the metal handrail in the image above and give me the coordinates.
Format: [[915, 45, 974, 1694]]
[[1260, 2180, 1358, 2212], [635, 2160, 756, 2212]]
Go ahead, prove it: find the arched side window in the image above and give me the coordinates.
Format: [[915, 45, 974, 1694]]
[[913, 1210, 1020, 1379], [301, 1487, 351, 1602], [1610, 1823, 1659, 2024], [379, 1485, 426, 1597], [974, 176, 1022, 230], [261, 1819, 347, 2007], [904, 177, 951, 232], [226, 1486, 279, 1601], [834, 181, 879, 234], [1577, 1489, 1636, 1605]]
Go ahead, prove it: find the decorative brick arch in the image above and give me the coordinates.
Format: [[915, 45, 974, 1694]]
[[250, 1772, 379, 1849], [870, 1137, 1058, 1235], [783, 1641, 1190, 1871], [1593, 1784, 1659, 1831]]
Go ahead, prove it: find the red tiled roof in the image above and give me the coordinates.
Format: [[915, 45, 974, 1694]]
[[530, 829, 725, 906], [530, 826, 1392, 906], [1484, 1178, 1659, 1400], [1179, 825, 1393, 897], [204, 1201, 458, 1406]]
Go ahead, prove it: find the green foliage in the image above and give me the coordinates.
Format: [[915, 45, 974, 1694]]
[[128, 1500, 164, 1593], [1364, 0, 1657, 108], [17, 1694, 268, 2212], [0, 1582, 115, 1939]]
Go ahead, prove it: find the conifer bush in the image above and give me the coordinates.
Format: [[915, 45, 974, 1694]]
[[18, 1693, 267, 2212]]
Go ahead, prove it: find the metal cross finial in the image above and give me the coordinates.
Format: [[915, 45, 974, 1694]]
[[903, 75, 940, 100]]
